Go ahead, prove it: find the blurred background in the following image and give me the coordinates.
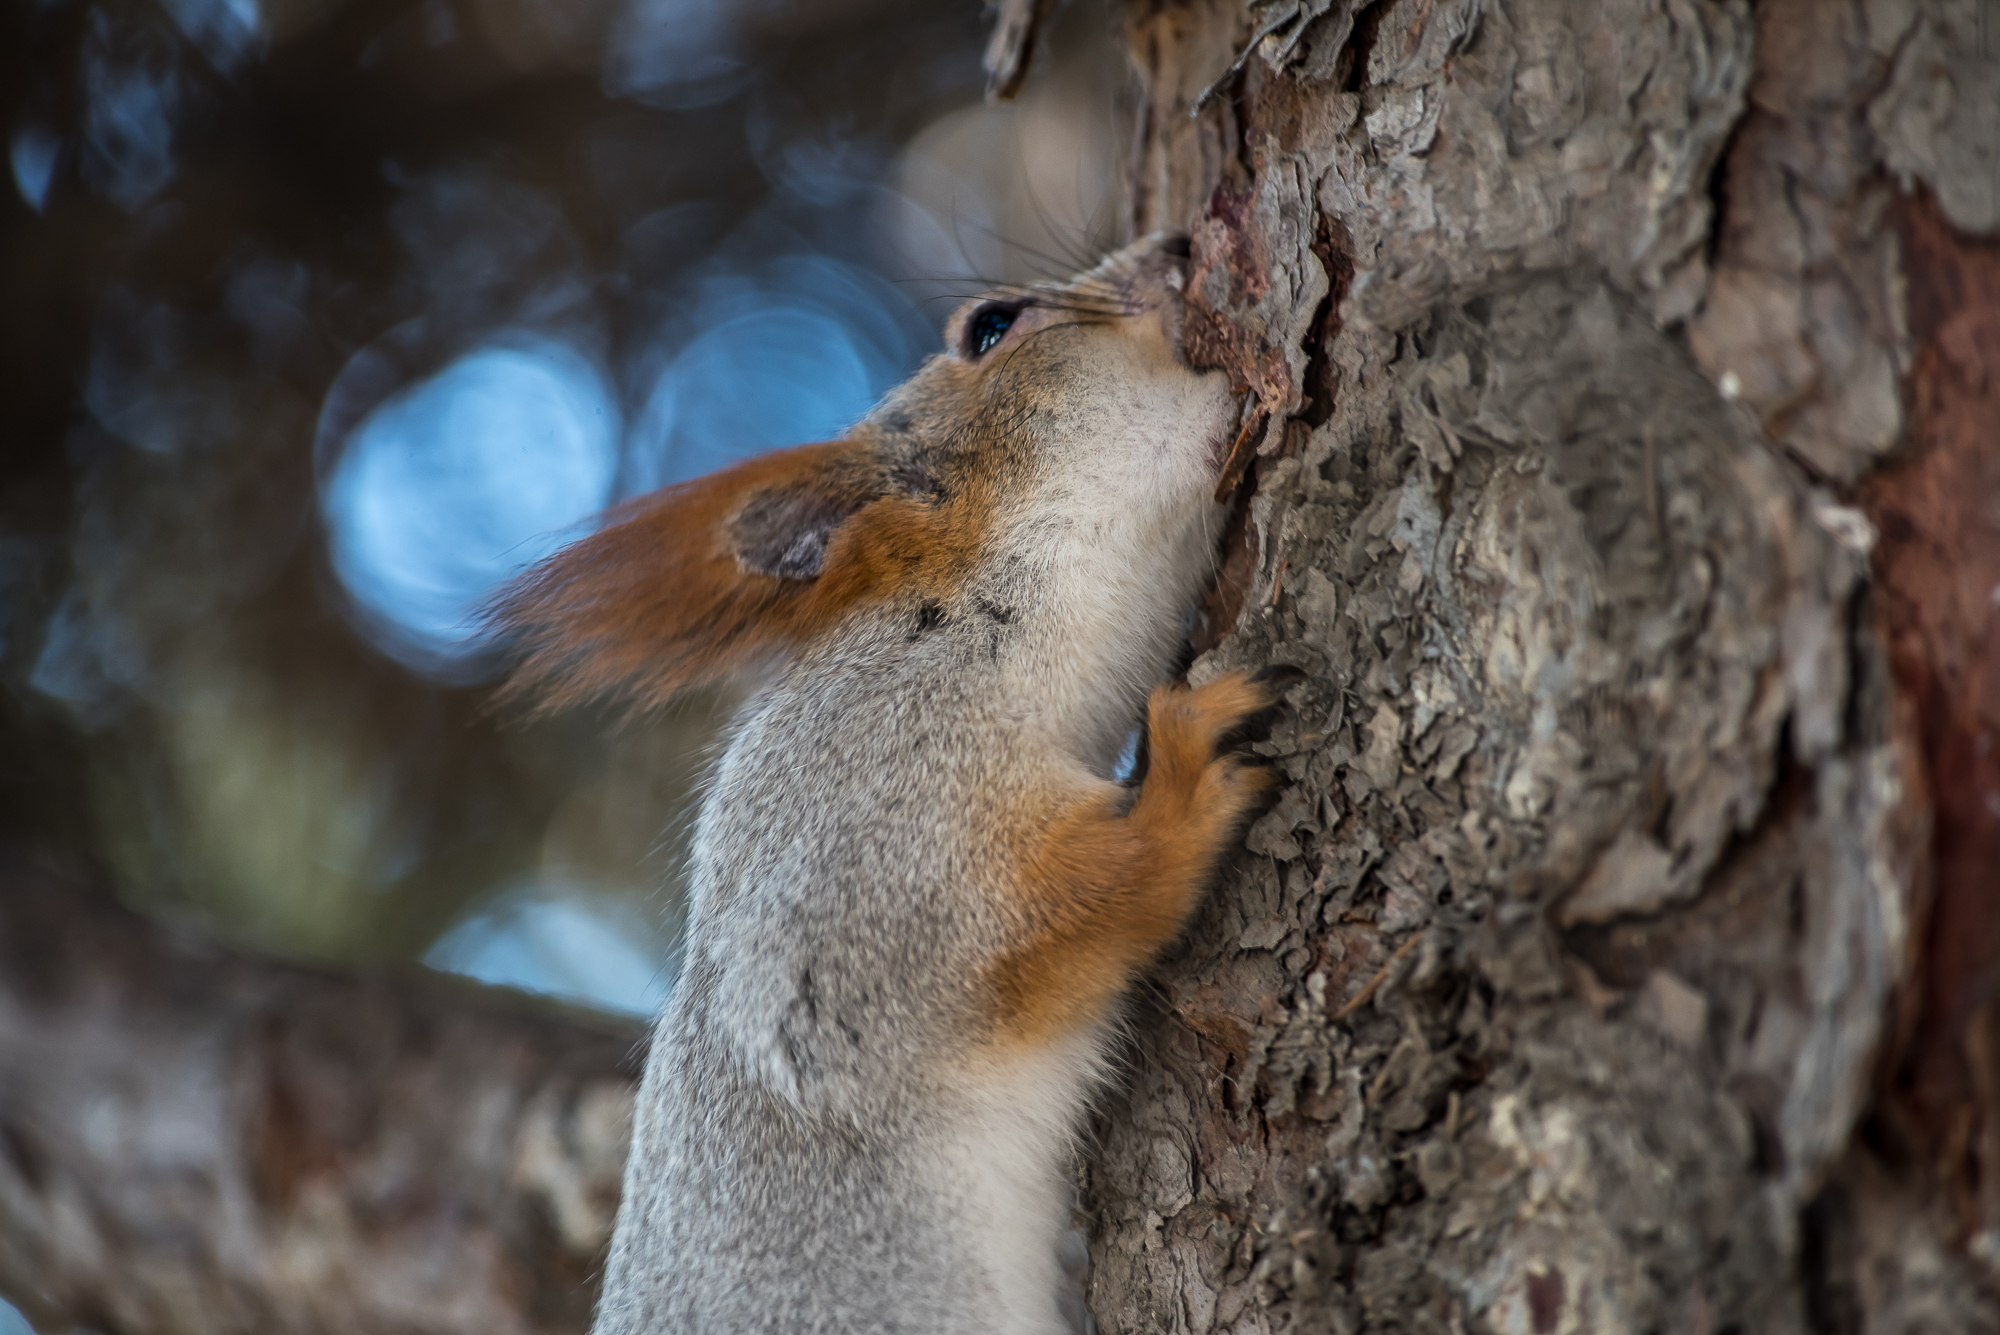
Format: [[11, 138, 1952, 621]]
[[0, 0, 1125, 1042]]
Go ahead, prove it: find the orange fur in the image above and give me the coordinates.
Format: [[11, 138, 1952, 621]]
[[989, 672, 1282, 1047], [492, 440, 992, 711]]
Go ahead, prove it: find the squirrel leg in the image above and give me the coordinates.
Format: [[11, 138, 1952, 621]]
[[1127, 669, 1292, 890], [987, 670, 1292, 1049]]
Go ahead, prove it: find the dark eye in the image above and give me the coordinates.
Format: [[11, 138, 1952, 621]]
[[964, 303, 1019, 358]]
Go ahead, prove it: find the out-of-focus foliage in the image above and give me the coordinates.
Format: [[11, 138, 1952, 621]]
[[0, 0, 1121, 1005]]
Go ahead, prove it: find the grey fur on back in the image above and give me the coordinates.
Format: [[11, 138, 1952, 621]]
[[580, 238, 1236, 1334]]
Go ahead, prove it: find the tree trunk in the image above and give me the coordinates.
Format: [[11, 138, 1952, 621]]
[[1082, 1, 2000, 1331]]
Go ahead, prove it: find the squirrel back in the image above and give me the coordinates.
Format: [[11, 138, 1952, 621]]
[[500, 235, 1290, 1334]]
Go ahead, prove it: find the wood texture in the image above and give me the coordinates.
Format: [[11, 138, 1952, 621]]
[[1083, 1, 2000, 1330]]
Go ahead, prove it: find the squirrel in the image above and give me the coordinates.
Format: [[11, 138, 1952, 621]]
[[496, 234, 1295, 1334]]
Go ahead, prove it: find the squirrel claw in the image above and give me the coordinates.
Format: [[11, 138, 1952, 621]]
[[1213, 665, 1303, 756], [1248, 662, 1308, 690]]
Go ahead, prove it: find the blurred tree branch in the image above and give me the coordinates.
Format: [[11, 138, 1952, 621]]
[[983, 0, 1054, 100], [0, 851, 642, 1335]]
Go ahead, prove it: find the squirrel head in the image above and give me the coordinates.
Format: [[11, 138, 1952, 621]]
[[493, 234, 1237, 712]]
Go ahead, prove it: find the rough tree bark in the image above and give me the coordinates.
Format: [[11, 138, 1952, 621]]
[[1082, 1, 2000, 1332]]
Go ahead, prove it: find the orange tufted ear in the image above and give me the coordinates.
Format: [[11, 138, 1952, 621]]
[[490, 440, 892, 712]]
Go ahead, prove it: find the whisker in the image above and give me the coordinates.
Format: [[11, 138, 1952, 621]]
[[1019, 170, 1104, 273], [955, 215, 1094, 282]]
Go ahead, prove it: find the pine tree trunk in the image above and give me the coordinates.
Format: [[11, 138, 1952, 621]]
[[1082, 1, 2000, 1331]]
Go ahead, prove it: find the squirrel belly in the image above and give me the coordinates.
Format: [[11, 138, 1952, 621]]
[[602, 952, 1110, 1334], [497, 236, 1289, 1334]]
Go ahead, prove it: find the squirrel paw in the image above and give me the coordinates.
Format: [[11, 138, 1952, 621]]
[[1144, 667, 1301, 803]]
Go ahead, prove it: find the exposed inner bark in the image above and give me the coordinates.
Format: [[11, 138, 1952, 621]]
[[1863, 191, 2000, 1256]]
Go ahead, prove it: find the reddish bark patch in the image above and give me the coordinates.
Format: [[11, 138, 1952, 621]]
[[251, 1035, 345, 1207], [1526, 1265, 1566, 1334], [1184, 180, 1291, 411], [1862, 191, 2000, 1200]]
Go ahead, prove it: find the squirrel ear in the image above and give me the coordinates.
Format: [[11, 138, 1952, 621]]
[[728, 482, 869, 580], [490, 440, 885, 711]]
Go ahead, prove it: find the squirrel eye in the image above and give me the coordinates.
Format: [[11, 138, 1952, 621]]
[[964, 303, 1019, 358]]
